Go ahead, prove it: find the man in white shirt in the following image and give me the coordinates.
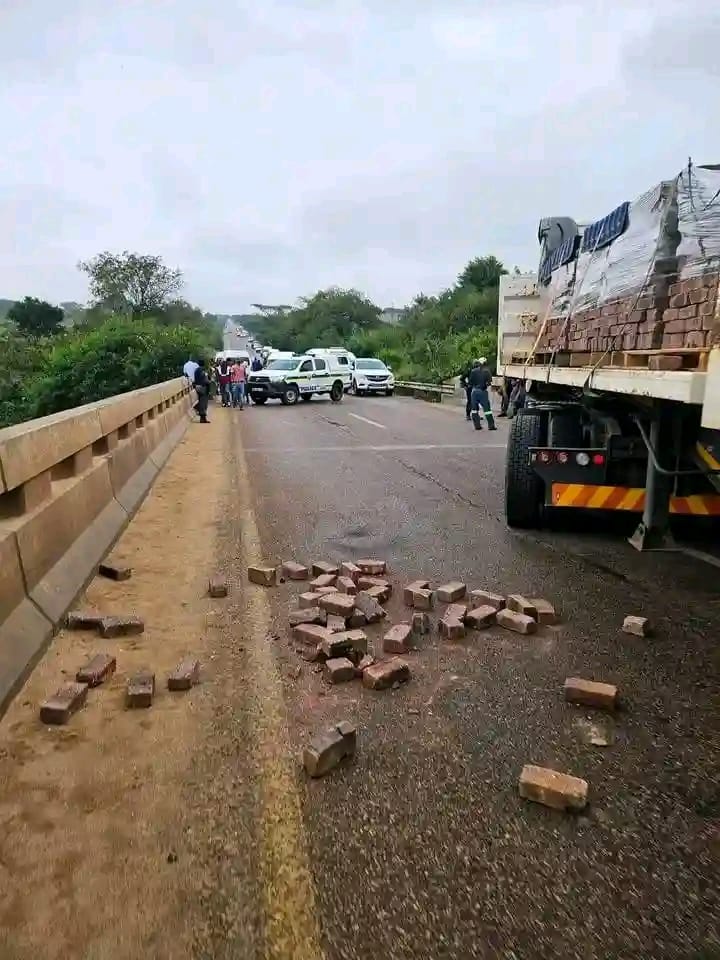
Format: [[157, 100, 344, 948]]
[[183, 357, 199, 383]]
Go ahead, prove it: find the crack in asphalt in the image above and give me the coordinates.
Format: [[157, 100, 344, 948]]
[[396, 457, 496, 518]]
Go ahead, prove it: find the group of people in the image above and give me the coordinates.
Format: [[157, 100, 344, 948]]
[[182, 354, 264, 423], [460, 359, 525, 431]]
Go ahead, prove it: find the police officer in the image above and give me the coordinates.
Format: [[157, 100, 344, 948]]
[[468, 357, 496, 431]]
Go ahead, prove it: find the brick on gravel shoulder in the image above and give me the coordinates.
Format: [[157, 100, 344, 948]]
[[302, 721, 357, 777], [362, 658, 410, 690], [354, 654, 375, 677], [403, 580, 431, 605], [364, 583, 391, 604], [309, 573, 337, 590], [506, 595, 538, 619], [622, 615, 651, 637], [168, 658, 201, 691], [469, 589, 505, 611], [76, 653, 116, 687], [40, 682, 88, 724], [465, 605, 497, 629], [357, 559, 387, 576], [411, 612, 431, 636], [354, 591, 387, 623], [126, 672, 155, 709], [383, 623, 412, 654], [299, 591, 323, 608], [324, 657, 356, 684], [410, 588, 435, 610], [293, 623, 332, 647], [281, 561, 309, 580], [564, 677, 617, 711], [437, 582, 466, 603], [66, 610, 104, 630], [98, 558, 132, 581], [99, 615, 145, 638], [439, 617, 465, 640], [336, 576, 358, 595], [528, 598, 558, 625], [248, 566, 277, 587], [312, 561, 339, 577], [289, 607, 327, 627], [519, 764, 588, 811], [340, 561, 362, 583], [496, 608, 537, 635], [318, 593, 356, 617]]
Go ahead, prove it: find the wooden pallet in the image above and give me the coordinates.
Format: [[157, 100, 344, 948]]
[[609, 348, 709, 371]]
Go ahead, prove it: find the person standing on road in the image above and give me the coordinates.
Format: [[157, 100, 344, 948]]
[[468, 357, 496, 431], [247, 354, 263, 405], [193, 359, 210, 424], [183, 356, 198, 387], [230, 358, 246, 409], [460, 364, 473, 421], [217, 358, 231, 407]]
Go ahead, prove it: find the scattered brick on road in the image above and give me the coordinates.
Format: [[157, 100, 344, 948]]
[[357, 559, 387, 575], [293, 623, 332, 647], [334, 629, 368, 654], [465, 605, 497, 629], [439, 617, 465, 640], [403, 580, 431, 605], [446, 603, 469, 622], [302, 720, 357, 777], [622, 615, 651, 637], [99, 615, 145, 638], [326, 614, 348, 633], [309, 573, 337, 589], [469, 589, 506, 611], [248, 566, 277, 587], [496, 608, 537, 635], [315, 585, 339, 596], [312, 561, 340, 577], [364, 584, 391, 604], [336, 576, 358, 595], [66, 610, 104, 630], [347, 610, 368, 628], [412, 612, 431, 636], [208, 575, 228, 598], [126, 672, 155, 708], [507, 595, 538, 619], [40, 682, 88, 724], [564, 677, 617, 711], [528, 598, 558, 625], [383, 623, 412, 654], [289, 606, 327, 627], [410, 588, 435, 610], [318, 593, 356, 617], [319, 635, 354, 660], [299, 591, 323, 608], [76, 653, 116, 687], [340, 561, 362, 583], [355, 654, 375, 676], [98, 558, 132, 581], [437, 582, 467, 603], [519, 764, 588, 811], [363, 658, 410, 690], [281, 561, 310, 580], [168, 658, 201, 691], [324, 657, 356, 683], [358, 576, 392, 594], [354, 591, 387, 623]]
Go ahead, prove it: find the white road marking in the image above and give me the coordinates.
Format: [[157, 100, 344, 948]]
[[679, 546, 720, 569], [348, 413, 387, 429], [243, 443, 506, 453]]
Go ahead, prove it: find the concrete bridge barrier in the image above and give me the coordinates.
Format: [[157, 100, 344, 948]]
[[0, 377, 192, 712]]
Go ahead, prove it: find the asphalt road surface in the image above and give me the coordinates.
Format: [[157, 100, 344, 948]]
[[209, 393, 718, 960]]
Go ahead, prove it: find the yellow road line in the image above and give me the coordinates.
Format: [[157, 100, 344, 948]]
[[230, 421, 324, 960]]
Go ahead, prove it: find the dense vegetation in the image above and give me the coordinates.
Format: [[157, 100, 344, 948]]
[[0, 252, 221, 428], [245, 256, 506, 382]]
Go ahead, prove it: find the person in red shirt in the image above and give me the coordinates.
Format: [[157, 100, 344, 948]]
[[230, 359, 247, 409]]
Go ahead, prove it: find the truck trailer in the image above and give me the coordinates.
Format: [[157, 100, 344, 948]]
[[498, 161, 720, 550]]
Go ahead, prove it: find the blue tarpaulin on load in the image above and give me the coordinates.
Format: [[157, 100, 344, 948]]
[[581, 201, 630, 253]]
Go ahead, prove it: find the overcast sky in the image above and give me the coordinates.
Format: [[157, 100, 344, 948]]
[[1, 0, 719, 313]]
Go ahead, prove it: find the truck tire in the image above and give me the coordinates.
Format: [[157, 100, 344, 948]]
[[301, 393, 313, 402], [505, 412, 546, 529], [281, 384, 299, 405], [330, 381, 344, 402], [549, 410, 584, 448]]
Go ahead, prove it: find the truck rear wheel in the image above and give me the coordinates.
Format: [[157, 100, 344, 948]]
[[505, 412, 546, 529]]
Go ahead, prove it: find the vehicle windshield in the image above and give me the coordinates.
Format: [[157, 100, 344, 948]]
[[356, 359, 387, 370], [265, 358, 298, 371]]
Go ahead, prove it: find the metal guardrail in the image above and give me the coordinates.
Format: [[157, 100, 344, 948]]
[[394, 380, 458, 402]]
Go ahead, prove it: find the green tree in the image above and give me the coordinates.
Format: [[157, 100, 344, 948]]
[[8, 297, 64, 337], [457, 255, 507, 291], [78, 251, 183, 317]]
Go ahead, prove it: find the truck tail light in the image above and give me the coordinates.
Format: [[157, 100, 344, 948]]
[[575, 452, 591, 466], [592, 453, 605, 465], [556, 451, 568, 464]]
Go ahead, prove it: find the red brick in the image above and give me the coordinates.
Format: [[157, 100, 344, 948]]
[[564, 677, 617, 710], [168, 658, 200, 691], [364, 583, 391, 604], [670, 292, 688, 308], [293, 622, 332, 647], [66, 610, 104, 630], [411, 612, 431, 636], [336, 576, 357, 595], [248, 566, 277, 587], [76, 653, 116, 687], [354, 591, 387, 623], [645, 308, 660, 324], [315, 586, 339, 596], [324, 657, 355, 684], [648, 355, 682, 371], [40, 682, 88, 724], [383, 623, 412, 654], [469, 590, 505, 611], [303, 721, 356, 777], [496, 609, 537, 634], [629, 310, 644, 324], [289, 606, 326, 627], [446, 602, 469, 621], [309, 573, 337, 589], [678, 304, 698, 320], [99, 615, 144, 638], [686, 331, 708, 348], [318, 635, 354, 660], [357, 575, 392, 594], [326, 614, 348, 633], [622, 332, 637, 350], [362, 658, 410, 690], [281, 561, 309, 580], [355, 654, 375, 677], [439, 617, 465, 640], [527, 598, 558, 624], [333, 629, 368, 654], [663, 308, 679, 323], [347, 611, 368, 629], [318, 593, 356, 617], [312, 560, 339, 577], [622, 615, 651, 637], [665, 318, 686, 335], [298, 591, 323, 608], [518, 765, 588, 811], [409, 588, 435, 610], [668, 281, 682, 296], [506, 595, 538, 619], [465, 605, 497, 629], [126, 672, 155, 708], [403, 579, 431, 605], [208, 575, 228, 598], [98, 558, 132, 581], [700, 300, 715, 317], [437, 582, 467, 603], [357, 559, 387, 576], [689, 287, 709, 304], [340, 561, 362, 583], [636, 295, 654, 309]]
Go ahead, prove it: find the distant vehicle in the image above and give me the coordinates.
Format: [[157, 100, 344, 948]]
[[306, 347, 355, 369], [214, 349, 250, 364], [247, 354, 351, 405], [350, 358, 395, 396]]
